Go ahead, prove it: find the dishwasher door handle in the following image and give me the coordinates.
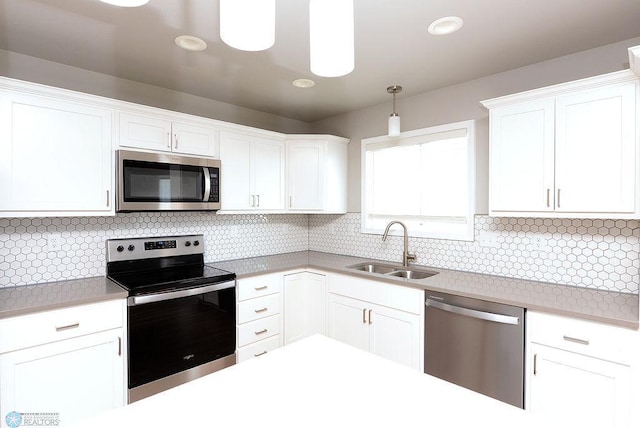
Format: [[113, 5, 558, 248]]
[[426, 299, 520, 325]]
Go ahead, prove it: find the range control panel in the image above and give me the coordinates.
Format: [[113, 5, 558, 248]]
[[106, 235, 203, 262]]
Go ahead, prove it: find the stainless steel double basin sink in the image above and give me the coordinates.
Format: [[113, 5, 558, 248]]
[[347, 262, 438, 280]]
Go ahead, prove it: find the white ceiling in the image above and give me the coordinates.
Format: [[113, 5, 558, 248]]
[[1, 0, 639, 123]]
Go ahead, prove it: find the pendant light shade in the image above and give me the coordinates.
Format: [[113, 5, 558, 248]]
[[309, 0, 354, 77], [387, 85, 402, 136], [220, 0, 275, 52]]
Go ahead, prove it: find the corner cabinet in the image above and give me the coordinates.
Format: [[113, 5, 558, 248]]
[[0, 82, 114, 217], [526, 311, 638, 428], [327, 273, 423, 370], [482, 70, 640, 218], [0, 300, 125, 428], [283, 271, 327, 345], [219, 131, 285, 212], [286, 136, 349, 213], [117, 110, 218, 157]]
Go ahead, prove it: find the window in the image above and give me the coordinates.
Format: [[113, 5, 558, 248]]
[[361, 120, 475, 241]]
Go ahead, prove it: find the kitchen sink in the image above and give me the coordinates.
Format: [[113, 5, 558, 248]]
[[347, 262, 438, 280]]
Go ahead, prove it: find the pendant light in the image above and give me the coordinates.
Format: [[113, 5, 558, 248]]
[[309, 0, 354, 77], [387, 85, 402, 136], [220, 0, 275, 51]]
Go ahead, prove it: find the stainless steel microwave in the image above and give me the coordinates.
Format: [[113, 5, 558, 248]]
[[116, 150, 221, 212]]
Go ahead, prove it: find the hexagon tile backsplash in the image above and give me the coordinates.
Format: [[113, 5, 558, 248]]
[[1, 212, 638, 294], [0, 213, 309, 288], [309, 214, 640, 294]]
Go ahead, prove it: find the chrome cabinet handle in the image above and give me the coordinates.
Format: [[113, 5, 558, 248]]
[[254, 350, 267, 357], [254, 307, 268, 313], [251, 195, 256, 207], [557, 189, 561, 208], [254, 329, 268, 335], [118, 337, 122, 356], [426, 299, 520, 325], [106, 190, 110, 208], [368, 309, 373, 324], [546, 188, 550, 208], [563, 335, 589, 346], [289, 196, 293, 208], [55, 322, 80, 332], [167, 132, 171, 148], [174, 134, 178, 149], [256, 194, 260, 207], [533, 353, 537, 375], [362, 308, 366, 324]]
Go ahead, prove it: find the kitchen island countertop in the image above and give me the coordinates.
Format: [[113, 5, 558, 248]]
[[70, 334, 559, 428]]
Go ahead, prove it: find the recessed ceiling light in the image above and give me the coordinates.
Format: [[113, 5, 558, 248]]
[[428, 16, 463, 36], [292, 79, 316, 89], [98, 0, 149, 7], [175, 35, 208, 52]]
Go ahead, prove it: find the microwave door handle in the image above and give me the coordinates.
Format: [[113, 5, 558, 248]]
[[202, 167, 211, 202]]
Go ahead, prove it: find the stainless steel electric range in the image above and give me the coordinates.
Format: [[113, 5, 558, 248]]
[[106, 234, 236, 403]]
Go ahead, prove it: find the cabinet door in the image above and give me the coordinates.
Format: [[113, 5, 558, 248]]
[[529, 343, 631, 428], [369, 304, 421, 370], [555, 83, 637, 214], [172, 122, 217, 157], [287, 141, 325, 211], [118, 112, 172, 152], [489, 99, 555, 213], [283, 272, 327, 345], [327, 294, 369, 352], [0, 92, 113, 215], [219, 132, 253, 210], [0, 330, 124, 428], [252, 137, 285, 210]]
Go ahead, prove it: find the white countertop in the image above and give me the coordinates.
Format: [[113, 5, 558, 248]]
[[71, 335, 559, 428]]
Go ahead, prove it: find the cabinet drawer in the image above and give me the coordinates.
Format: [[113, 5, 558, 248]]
[[0, 299, 125, 354], [238, 294, 281, 324], [237, 315, 280, 347], [528, 311, 637, 365], [237, 274, 281, 301], [237, 335, 281, 363]]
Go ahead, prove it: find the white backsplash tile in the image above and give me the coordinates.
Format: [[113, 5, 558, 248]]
[[0, 213, 309, 287], [1, 212, 638, 294], [309, 213, 640, 294]]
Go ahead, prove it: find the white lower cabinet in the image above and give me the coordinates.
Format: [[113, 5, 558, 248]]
[[527, 311, 637, 428], [327, 274, 423, 370], [236, 274, 282, 363], [0, 300, 125, 428], [283, 271, 327, 345]]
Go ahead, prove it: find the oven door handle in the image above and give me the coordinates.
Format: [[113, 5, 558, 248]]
[[128, 280, 236, 306]]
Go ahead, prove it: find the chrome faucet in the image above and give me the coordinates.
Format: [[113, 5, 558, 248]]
[[382, 221, 416, 267]]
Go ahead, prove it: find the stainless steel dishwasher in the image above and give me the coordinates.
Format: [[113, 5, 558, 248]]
[[424, 291, 525, 408]]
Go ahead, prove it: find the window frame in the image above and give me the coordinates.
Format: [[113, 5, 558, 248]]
[[360, 120, 476, 241]]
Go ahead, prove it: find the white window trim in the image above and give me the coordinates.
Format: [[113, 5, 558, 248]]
[[361, 120, 476, 241]]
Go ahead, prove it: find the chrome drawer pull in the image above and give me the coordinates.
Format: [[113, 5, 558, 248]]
[[254, 351, 268, 357], [55, 322, 80, 332], [563, 335, 589, 346], [255, 286, 268, 291], [254, 307, 268, 313], [255, 329, 268, 335]]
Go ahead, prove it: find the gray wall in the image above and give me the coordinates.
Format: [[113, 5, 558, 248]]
[[311, 37, 640, 213], [0, 49, 313, 134]]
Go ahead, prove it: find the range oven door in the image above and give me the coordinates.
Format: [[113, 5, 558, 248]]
[[127, 280, 236, 396], [116, 149, 221, 212]]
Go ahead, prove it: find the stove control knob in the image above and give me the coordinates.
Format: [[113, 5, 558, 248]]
[[193, 240, 200, 246], [116, 245, 124, 253], [185, 241, 192, 247], [128, 245, 135, 251]]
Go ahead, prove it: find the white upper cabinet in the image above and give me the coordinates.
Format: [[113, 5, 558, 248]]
[[219, 131, 285, 211], [0, 84, 114, 217], [286, 135, 349, 213], [117, 111, 218, 157], [483, 70, 640, 218]]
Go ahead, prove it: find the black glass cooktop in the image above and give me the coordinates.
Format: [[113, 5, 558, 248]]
[[108, 263, 235, 296]]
